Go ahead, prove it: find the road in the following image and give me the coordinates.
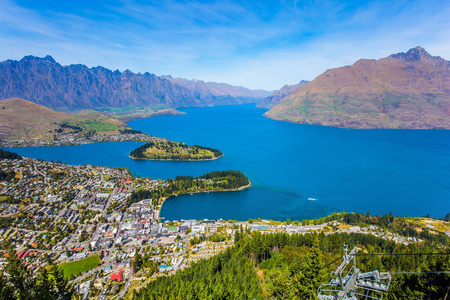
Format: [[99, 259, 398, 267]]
[[115, 269, 133, 299], [33, 164, 47, 181], [103, 188, 117, 218], [124, 183, 135, 192], [0, 203, 38, 218]]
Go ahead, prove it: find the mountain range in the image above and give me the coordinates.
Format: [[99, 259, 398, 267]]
[[265, 47, 450, 129], [1, 47, 449, 130], [0, 56, 270, 111], [256, 80, 309, 109]]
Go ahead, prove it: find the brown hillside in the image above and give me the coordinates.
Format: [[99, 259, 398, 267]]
[[0, 98, 130, 141], [0, 98, 74, 141], [265, 47, 450, 129]]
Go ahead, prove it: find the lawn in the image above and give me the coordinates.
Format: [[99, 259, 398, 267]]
[[59, 254, 101, 278], [86, 121, 121, 132]]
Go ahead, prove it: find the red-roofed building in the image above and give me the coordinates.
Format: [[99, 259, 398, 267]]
[[111, 269, 124, 282], [73, 246, 83, 252], [21, 251, 29, 259]]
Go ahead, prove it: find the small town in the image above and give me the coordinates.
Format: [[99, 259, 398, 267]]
[[0, 153, 448, 299], [0, 132, 164, 148]]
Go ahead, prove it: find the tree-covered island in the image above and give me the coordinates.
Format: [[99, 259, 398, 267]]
[[129, 140, 223, 161]]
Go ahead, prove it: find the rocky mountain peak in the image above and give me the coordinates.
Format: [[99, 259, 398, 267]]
[[391, 46, 433, 62], [19, 55, 56, 64], [0, 55, 268, 110], [43, 55, 56, 63], [265, 47, 450, 129]]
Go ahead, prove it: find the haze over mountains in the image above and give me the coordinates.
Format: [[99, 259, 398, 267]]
[[0, 56, 270, 111], [256, 80, 309, 109], [265, 47, 450, 129]]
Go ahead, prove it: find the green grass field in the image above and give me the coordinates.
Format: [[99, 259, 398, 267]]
[[86, 121, 121, 132], [59, 254, 101, 278]]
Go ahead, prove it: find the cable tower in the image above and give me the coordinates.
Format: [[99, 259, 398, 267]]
[[317, 245, 391, 300]]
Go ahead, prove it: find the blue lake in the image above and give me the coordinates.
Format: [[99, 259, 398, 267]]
[[6, 105, 450, 220]]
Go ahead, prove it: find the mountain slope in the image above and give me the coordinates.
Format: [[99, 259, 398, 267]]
[[0, 98, 130, 141], [256, 80, 309, 109], [265, 47, 450, 129], [0, 56, 268, 111]]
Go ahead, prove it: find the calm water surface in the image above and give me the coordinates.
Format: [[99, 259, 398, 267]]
[[7, 105, 450, 220]]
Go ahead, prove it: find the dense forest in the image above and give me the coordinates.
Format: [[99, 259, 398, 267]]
[[0, 247, 74, 299], [128, 170, 250, 207], [119, 129, 142, 134], [0, 169, 15, 182], [0, 150, 20, 182], [0, 149, 21, 160], [130, 141, 223, 160], [132, 230, 450, 300]]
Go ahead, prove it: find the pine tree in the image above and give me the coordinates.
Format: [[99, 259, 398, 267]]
[[266, 269, 290, 299], [444, 213, 450, 221], [1, 247, 74, 300], [6, 248, 36, 300], [35, 267, 55, 299], [132, 249, 142, 273], [289, 242, 327, 299], [49, 265, 74, 300], [0, 271, 14, 300]]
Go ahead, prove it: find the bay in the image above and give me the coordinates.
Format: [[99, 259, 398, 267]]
[[6, 104, 450, 221]]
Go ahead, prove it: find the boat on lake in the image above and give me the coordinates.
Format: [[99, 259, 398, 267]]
[[308, 198, 317, 201]]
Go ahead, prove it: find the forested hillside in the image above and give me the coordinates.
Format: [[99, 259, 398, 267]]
[[132, 230, 449, 299]]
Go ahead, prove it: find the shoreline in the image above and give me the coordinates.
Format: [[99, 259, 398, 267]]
[[0, 133, 163, 148], [157, 181, 252, 219], [129, 153, 224, 162]]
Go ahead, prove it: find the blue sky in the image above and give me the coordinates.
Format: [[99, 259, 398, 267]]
[[0, 0, 449, 90]]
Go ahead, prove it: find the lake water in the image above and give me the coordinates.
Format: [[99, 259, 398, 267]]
[[6, 105, 450, 221]]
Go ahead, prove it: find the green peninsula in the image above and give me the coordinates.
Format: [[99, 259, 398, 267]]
[[130, 140, 223, 161], [127, 170, 251, 207]]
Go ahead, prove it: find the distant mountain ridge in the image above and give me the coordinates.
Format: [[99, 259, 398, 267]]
[[0, 56, 270, 111], [162, 76, 269, 102], [256, 80, 309, 109], [265, 47, 450, 129]]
